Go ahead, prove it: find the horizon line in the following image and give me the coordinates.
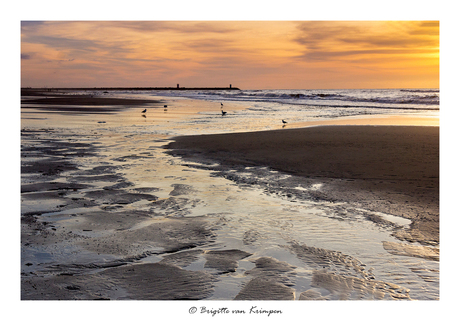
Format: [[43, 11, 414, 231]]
[[21, 86, 439, 91]]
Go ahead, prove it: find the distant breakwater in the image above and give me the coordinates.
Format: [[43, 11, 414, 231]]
[[22, 86, 240, 91]]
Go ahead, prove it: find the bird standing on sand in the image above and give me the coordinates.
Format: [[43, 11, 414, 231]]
[[221, 103, 223, 108], [221, 110, 227, 116], [282, 119, 287, 124], [142, 109, 147, 113]]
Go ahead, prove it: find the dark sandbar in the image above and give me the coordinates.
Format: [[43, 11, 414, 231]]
[[21, 90, 161, 113], [167, 125, 439, 244]]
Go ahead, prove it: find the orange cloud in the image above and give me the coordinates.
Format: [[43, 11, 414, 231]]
[[21, 21, 439, 89]]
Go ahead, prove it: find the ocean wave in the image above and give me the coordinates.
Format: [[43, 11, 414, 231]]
[[400, 89, 439, 93], [158, 89, 439, 107]]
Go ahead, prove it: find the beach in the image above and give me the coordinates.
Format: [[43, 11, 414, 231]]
[[167, 125, 439, 245], [21, 90, 439, 301]]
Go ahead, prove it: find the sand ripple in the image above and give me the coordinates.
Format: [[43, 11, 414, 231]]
[[287, 241, 371, 279], [22, 262, 215, 300], [204, 249, 252, 273], [307, 269, 411, 300], [234, 257, 296, 300], [382, 241, 439, 261], [100, 262, 214, 300]]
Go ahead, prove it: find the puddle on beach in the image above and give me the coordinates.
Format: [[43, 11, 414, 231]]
[[20, 99, 439, 300]]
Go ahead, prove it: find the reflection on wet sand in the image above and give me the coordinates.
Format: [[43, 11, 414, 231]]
[[21, 94, 439, 300]]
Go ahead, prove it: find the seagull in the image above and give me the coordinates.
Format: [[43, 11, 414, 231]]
[[142, 109, 147, 113], [221, 103, 223, 108], [221, 110, 227, 116], [282, 119, 287, 124]]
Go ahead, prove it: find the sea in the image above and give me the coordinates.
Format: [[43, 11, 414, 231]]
[[20, 88, 439, 301], [99, 88, 440, 134], [156, 88, 439, 113]]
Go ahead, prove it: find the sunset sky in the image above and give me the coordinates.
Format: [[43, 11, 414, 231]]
[[20, 20, 439, 89]]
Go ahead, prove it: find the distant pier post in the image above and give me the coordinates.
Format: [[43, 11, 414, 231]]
[[230, 84, 232, 88]]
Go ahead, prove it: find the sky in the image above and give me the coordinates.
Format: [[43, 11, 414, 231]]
[[20, 20, 439, 90]]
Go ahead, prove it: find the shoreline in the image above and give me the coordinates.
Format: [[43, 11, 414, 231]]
[[21, 86, 240, 93], [167, 125, 439, 245]]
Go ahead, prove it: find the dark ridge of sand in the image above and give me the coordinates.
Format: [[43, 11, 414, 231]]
[[22, 262, 215, 300], [245, 257, 297, 286], [167, 125, 439, 245], [99, 262, 215, 300], [160, 249, 205, 267], [234, 257, 297, 300], [204, 249, 252, 273], [21, 90, 162, 114], [22, 96, 160, 106], [234, 277, 295, 300]]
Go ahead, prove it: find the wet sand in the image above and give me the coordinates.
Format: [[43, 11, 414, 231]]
[[21, 89, 161, 113], [167, 125, 439, 245], [20, 92, 439, 301]]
